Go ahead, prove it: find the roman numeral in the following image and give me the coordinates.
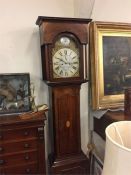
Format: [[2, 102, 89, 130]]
[[65, 72, 68, 76], [72, 66, 77, 70], [55, 66, 59, 71], [55, 57, 61, 60], [54, 62, 59, 65], [59, 70, 63, 75], [73, 62, 78, 64]]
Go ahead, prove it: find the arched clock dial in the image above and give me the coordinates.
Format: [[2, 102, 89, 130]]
[[52, 35, 80, 79], [53, 48, 79, 78]]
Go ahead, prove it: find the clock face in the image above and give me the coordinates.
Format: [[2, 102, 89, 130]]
[[52, 35, 80, 79], [53, 48, 79, 78]]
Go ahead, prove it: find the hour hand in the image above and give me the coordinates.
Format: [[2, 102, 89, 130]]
[[55, 57, 66, 64]]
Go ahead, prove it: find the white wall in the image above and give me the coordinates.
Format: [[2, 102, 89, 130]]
[[74, 0, 95, 18], [0, 0, 74, 106], [74, 0, 131, 23], [91, 0, 131, 22]]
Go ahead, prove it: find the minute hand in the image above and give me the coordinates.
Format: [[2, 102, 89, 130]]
[[55, 57, 67, 64]]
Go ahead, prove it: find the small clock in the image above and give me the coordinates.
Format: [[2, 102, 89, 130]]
[[52, 35, 79, 78]]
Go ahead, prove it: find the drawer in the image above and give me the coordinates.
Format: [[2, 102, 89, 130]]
[[0, 127, 38, 141], [0, 151, 37, 167], [1, 162, 37, 174], [0, 139, 37, 154]]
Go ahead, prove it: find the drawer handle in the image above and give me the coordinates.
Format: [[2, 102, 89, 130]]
[[24, 143, 30, 148], [26, 168, 31, 173], [0, 159, 5, 165], [0, 147, 4, 152], [38, 127, 44, 141], [24, 131, 29, 136], [25, 155, 30, 160]]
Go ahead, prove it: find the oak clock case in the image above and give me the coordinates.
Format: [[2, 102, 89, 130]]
[[36, 16, 91, 174]]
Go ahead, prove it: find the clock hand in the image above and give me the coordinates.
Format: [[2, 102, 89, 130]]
[[55, 57, 67, 64], [65, 55, 67, 61]]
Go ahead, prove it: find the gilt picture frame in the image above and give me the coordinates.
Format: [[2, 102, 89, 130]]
[[0, 73, 31, 115], [90, 21, 131, 109]]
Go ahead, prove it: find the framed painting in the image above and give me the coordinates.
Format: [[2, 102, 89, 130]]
[[90, 21, 131, 109], [90, 153, 103, 175], [0, 73, 31, 115]]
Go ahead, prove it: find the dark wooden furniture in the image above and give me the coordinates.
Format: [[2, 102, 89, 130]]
[[36, 16, 91, 174], [0, 111, 46, 175], [94, 110, 125, 140], [90, 110, 125, 172], [48, 85, 90, 174], [91, 88, 131, 169]]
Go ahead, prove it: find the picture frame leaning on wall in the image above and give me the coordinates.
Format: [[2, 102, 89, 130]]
[[90, 21, 131, 110], [0, 73, 31, 115]]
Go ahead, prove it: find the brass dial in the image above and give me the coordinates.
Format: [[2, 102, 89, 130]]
[[52, 36, 80, 78], [53, 48, 79, 78]]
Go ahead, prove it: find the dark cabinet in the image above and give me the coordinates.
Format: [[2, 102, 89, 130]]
[[94, 110, 125, 140], [0, 111, 46, 175]]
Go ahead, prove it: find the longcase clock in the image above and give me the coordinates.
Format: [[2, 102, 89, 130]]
[[36, 16, 91, 174]]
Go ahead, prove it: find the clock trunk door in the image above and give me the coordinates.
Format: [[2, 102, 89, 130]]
[[52, 86, 81, 158]]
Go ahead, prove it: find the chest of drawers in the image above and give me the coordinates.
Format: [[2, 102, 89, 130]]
[[0, 111, 46, 175]]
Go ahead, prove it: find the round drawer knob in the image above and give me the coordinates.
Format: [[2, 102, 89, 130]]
[[24, 131, 29, 136], [24, 143, 30, 148], [26, 168, 31, 173], [0, 147, 4, 152], [25, 155, 30, 160]]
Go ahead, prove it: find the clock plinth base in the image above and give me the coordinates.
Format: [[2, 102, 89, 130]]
[[50, 152, 90, 174]]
